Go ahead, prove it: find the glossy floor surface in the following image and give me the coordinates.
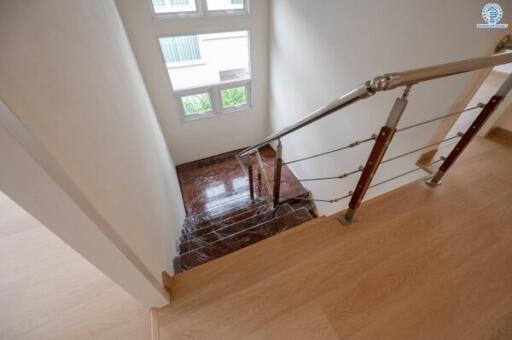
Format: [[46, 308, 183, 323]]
[[0, 192, 150, 340], [158, 136, 512, 339], [176, 146, 308, 216]]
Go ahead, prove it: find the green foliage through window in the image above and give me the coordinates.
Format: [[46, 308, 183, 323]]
[[221, 86, 247, 108], [182, 93, 212, 115]]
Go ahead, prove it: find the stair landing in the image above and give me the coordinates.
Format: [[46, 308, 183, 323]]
[[158, 137, 512, 339], [176, 145, 308, 216]]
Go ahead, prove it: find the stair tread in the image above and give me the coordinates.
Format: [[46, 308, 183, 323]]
[[175, 207, 314, 272], [179, 204, 294, 254], [182, 199, 267, 234], [181, 200, 271, 239]]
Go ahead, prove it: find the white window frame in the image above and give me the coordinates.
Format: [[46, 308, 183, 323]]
[[149, 0, 249, 19], [218, 81, 251, 113], [201, 0, 249, 17], [175, 80, 251, 121], [178, 88, 216, 121], [157, 29, 253, 122], [150, 0, 203, 19]]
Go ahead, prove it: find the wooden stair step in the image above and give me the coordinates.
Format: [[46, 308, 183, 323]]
[[182, 199, 267, 234], [175, 207, 314, 273], [179, 204, 294, 254], [181, 201, 271, 240]]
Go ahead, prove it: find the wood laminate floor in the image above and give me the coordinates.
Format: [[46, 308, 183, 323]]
[[159, 136, 512, 339], [0, 192, 151, 340]]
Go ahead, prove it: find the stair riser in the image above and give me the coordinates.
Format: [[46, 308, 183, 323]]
[[181, 204, 274, 242], [176, 208, 313, 273], [182, 200, 267, 235]]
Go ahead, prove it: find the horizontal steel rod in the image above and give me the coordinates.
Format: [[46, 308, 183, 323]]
[[283, 134, 377, 165], [369, 158, 445, 189], [282, 157, 444, 204], [239, 54, 512, 157], [396, 104, 484, 133], [281, 168, 363, 183], [283, 133, 461, 183], [381, 133, 462, 164]]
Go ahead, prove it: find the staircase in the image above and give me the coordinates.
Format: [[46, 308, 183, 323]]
[[174, 148, 317, 273]]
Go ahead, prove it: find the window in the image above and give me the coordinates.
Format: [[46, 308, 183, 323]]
[[159, 30, 251, 120], [181, 92, 213, 117], [206, 0, 246, 11], [151, 0, 197, 14], [160, 36, 201, 64], [221, 86, 247, 109], [150, 0, 248, 16]]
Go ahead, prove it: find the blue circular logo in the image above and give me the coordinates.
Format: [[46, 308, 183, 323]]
[[482, 3, 503, 25]]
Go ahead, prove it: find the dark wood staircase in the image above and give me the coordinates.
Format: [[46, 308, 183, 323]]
[[174, 147, 317, 273]]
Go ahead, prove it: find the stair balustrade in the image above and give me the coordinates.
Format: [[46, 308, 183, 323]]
[[239, 41, 512, 225]]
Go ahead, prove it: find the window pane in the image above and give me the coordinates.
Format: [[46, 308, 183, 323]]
[[206, 0, 245, 11], [160, 36, 201, 64], [181, 93, 212, 116], [152, 0, 196, 14], [159, 31, 250, 91], [221, 86, 247, 108]]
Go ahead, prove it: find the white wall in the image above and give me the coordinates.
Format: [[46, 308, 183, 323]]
[[0, 110, 168, 308], [269, 0, 506, 216], [115, 0, 270, 164], [0, 0, 185, 304]]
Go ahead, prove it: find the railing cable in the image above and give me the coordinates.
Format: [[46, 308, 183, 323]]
[[281, 167, 364, 183], [381, 132, 463, 165], [283, 134, 377, 165], [259, 105, 480, 168], [280, 157, 444, 204], [283, 133, 462, 183], [369, 157, 445, 189], [396, 104, 484, 133]]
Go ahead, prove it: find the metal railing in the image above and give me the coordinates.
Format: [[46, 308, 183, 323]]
[[239, 46, 512, 222]]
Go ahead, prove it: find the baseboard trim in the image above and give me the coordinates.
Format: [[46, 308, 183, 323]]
[[487, 127, 512, 144], [150, 309, 160, 340]]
